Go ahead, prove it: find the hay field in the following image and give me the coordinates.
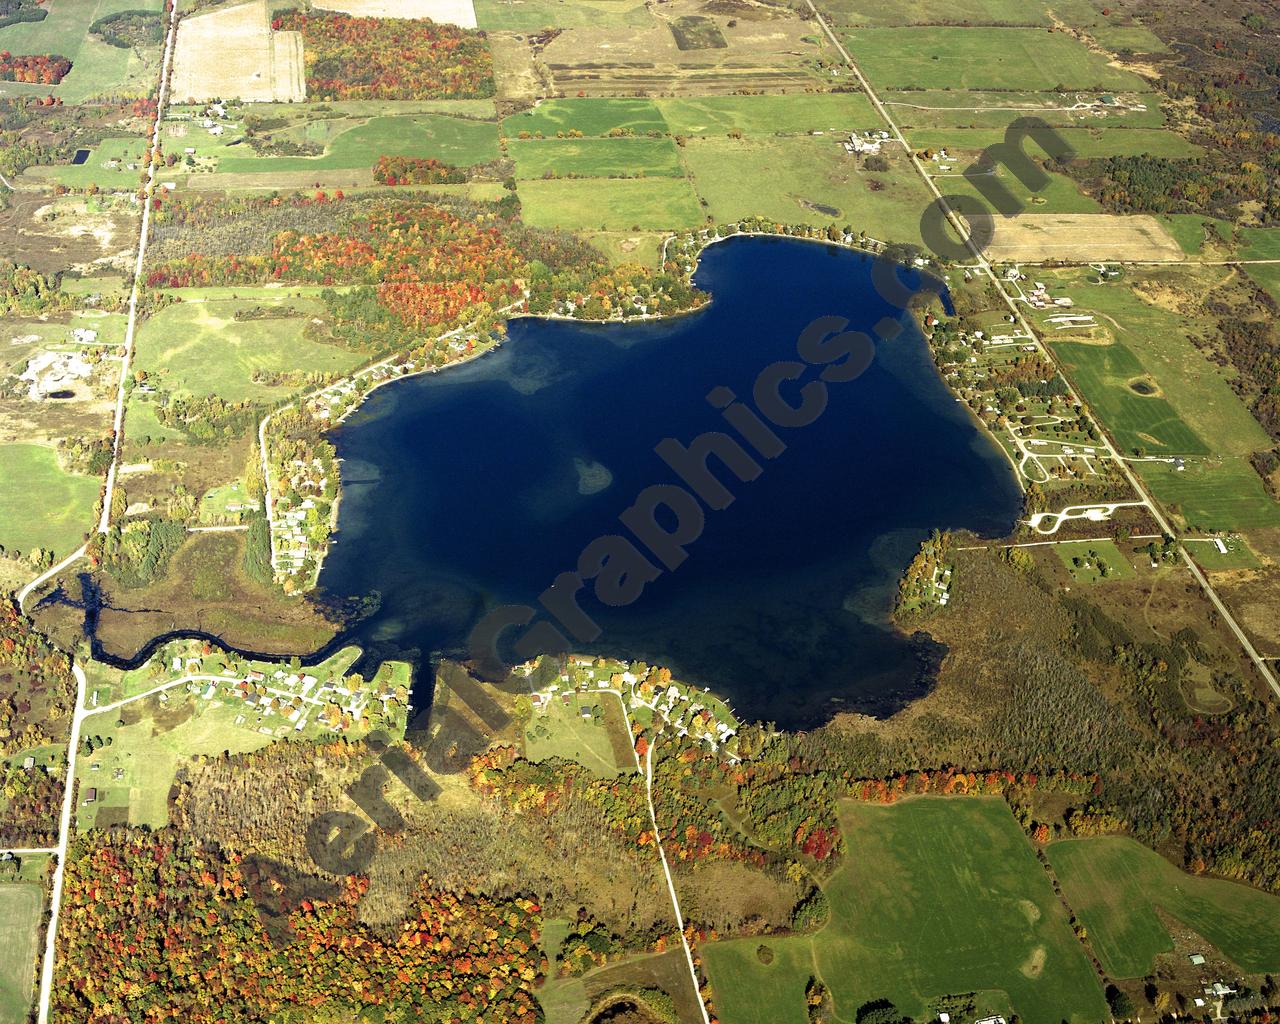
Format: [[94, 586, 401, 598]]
[[171, 0, 304, 103], [983, 213, 1183, 262], [322, 0, 477, 25]]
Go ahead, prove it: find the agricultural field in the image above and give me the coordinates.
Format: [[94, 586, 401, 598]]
[[1246, 264, 1280, 306], [680, 136, 932, 243], [132, 297, 363, 403], [906, 126, 1200, 160], [1047, 836, 1280, 979], [843, 27, 1151, 92], [205, 112, 501, 176], [0, 443, 98, 559], [1139, 458, 1280, 534], [702, 798, 1107, 1024], [516, 177, 704, 231], [170, 0, 303, 104], [474, 0, 653, 31], [657, 92, 880, 137], [1031, 267, 1274, 458], [0, 0, 163, 102], [0, 884, 41, 1024], [503, 98, 669, 138], [1049, 341, 1208, 456], [811, 0, 1055, 26], [884, 90, 1168, 131], [508, 136, 683, 179], [984, 213, 1183, 261]]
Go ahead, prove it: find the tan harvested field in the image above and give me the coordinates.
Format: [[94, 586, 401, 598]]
[[983, 213, 1184, 263], [322, 0, 478, 26], [171, 0, 304, 103], [538, 1, 828, 96]]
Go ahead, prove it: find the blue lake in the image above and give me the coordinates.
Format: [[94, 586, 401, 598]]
[[318, 236, 1022, 728]]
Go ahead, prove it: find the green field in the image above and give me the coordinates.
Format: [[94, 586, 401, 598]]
[[503, 98, 669, 138], [907, 126, 1199, 159], [1048, 836, 1280, 978], [681, 136, 932, 244], [509, 136, 683, 179], [884, 91, 1167, 130], [0, 443, 99, 558], [1053, 538, 1137, 582], [1239, 227, 1280, 261], [656, 93, 880, 137], [77, 688, 278, 829], [815, 0, 1048, 26], [844, 27, 1150, 92], [1183, 535, 1260, 570], [1158, 214, 1235, 255], [1091, 24, 1170, 53], [0, 885, 41, 1024], [1245, 263, 1280, 305], [214, 113, 501, 174], [0, 0, 162, 101], [474, 0, 653, 30], [1138, 457, 1280, 533], [28, 136, 151, 191], [516, 177, 704, 231], [1035, 269, 1273, 459], [133, 297, 363, 403], [524, 694, 627, 777], [933, 162, 1100, 213], [1051, 341, 1208, 455], [587, 231, 666, 268], [703, 798, 1107, 1024]]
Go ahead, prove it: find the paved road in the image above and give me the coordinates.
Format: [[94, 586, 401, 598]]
[[16, 544, 87, 613], [804, 0, 1279, 701]]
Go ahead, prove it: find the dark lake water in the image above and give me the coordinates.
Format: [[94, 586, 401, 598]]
[[318, 236, 1021, 729]]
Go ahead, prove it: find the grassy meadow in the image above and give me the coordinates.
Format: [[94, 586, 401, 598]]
[[1048, 836, 1280, 978], [905, 126, 1200, 159], [516, 177, 704, 231], [815, 0, 1049, 26], [133, 297, 362, 403], [703, 798, 1107, 1024], [503, 98, 669, 138], [657, 93, 880, 136], [1138, 458, 1280, 533], [509, 136, 683, 179], [0, 444, 99, 558], [0, 884, 41, 1024], [680, 136, 932, 243], [843, 27, 1151, 92], [885, 91, 1168, 131]]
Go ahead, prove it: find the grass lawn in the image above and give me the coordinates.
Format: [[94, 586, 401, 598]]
[[656, 93, 880, 137], [587, 231, 665, 268], [1091, 24, 1170, 54], [906, 126, 1199, 159], [503, 98, 668, 138], [0, 0, 162, 101], [1245, 263, 1280, 306], [133, 296, 363, 403], [681, 136, 932, 244], [1053, 538, 1137, 582], [1048, 836, 1280, 978], [703, 798, 1107, 1024], [0, 443, 98, 558], [815, 0, 1048, 26], [474, 0, 653, 30], [76, 688, 280, 830], [1183, 535, 1260, 570], [516, 177, 703, 231], [884, 91, 1168, 131], [1239, 227, 1280, 261], [0, 884, 41, 1024], [524, 694, 626, 777], [1048, 341, 1208, 455], [214, 113, 500, 174], [843, 27, 1150, 92], [509, 136, 683, 179], [28, 136, 150, 191], [1138, 458, 1280, 533]]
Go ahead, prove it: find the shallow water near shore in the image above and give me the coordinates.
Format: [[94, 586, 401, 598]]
[[315, 236, 1021, 728]]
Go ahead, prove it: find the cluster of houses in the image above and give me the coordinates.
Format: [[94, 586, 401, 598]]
[[845, 129, 890, 155], [523, 655, 740, 758], [929, 563, 953, 607], [271, 460, 327, 577]]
